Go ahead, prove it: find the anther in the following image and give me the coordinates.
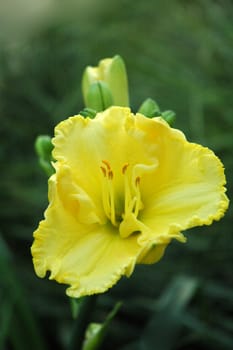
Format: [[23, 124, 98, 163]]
[[100, 166, 107, 177], [122, 163, 129, 174], [108, 170, 114, 180], [102, 160, 111, 170], [135, 176, 141, 186]]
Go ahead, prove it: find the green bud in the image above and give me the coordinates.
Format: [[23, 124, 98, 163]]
[[82, 55, 129, 110], [106, 55, 129, 106], [35, 135, 53, 159], [86, 82, 113, 112], [138, 98, 161, 118], [82, 302, 122, 350], [35, 135, 54, 176], [162, 110, 176, 126]]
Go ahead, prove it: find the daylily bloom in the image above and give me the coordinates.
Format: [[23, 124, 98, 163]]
[[31, 106, 229, 297]]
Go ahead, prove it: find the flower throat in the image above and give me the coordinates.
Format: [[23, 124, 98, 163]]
[[100, 160, 143, 227]]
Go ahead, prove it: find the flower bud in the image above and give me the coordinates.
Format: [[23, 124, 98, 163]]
[[162, 110, 176, 126], [138, 98, 161, 118], [85, 81, 113, 112], [35, 135, 54, 176], [82, 55, 129, 110]]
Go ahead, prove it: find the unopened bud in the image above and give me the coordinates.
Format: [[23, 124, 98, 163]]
[[82, 55, 129, 111], [162, 110, 176, 126], [35, 135, 54, 176], [138, 98, 161, 118], [85, 81, 113, 112]]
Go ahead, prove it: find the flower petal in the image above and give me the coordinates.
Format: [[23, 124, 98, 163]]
[[137, 243, 167, 264], [52, 107, 158, 206], [55, 163, 105, 225], [32, 107, 229, 297], [31, 173, 143, 297], [137, 118, 229, 243]]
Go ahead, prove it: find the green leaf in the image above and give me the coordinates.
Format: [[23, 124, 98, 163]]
[[140, 275, 198, 350], [0, 235, 47, 350], [0, 297, 14, 349], [182, 313, 233, 349]]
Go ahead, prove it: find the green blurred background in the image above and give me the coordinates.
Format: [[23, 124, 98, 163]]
[[0, 0, 233, 349]]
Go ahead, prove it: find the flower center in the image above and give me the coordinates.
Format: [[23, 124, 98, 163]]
[[100, 160, 143, 227]]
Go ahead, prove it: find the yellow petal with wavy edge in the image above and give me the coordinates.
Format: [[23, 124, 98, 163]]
[[31, 106, 229, 297], [134, 116, 229, 244], [137, 243, 167, 264], [52, 107, 158, 215], [32, 171, 142, 297]]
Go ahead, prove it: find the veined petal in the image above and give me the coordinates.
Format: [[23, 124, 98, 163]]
[[55, 162, 105, 225], [52, 107, 158, 198], [31, 172, 143, 297], [137, 118, 229, 243]]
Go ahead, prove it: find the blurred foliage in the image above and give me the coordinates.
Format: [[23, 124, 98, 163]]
[[0, 0, 233, 349]]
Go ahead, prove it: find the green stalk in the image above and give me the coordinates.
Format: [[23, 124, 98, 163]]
[[68, 295, 98, 350]]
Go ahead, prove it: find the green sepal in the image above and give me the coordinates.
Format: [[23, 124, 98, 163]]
[[86, 82, 113, 112], [35, 135, 54, 177], [82, 302, 122, 350], [162, 110, 176, 126], [138, 98, 161, 118]]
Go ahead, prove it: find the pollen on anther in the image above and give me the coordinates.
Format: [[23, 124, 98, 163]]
[[100, 166, 107, 177], [108, 170, 114, 180], [102, 160, 111, 170], [122, 163, 129, 174], [135, 176, 141, 186]]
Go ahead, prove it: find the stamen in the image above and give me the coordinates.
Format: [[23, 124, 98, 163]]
[[100, 160, 117, 226], [135, 176, 141, 186], [108, 170, 113, 180], [134, 176, 142, 217], [101, 169, 111, 218], [128, 196, 137, 214], [122, 163, 129, 174], [100, 160, 144, 228], [122, 164, 131, 216], [108, 178, 117, 226], [102, 160, 111, 170], [100, 166, 107, 177]]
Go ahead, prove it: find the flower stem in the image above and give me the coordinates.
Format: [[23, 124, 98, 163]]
[[68, 295, 98, 350]]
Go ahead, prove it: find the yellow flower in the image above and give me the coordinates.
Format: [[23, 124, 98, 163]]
[[31, 106, 229, 297]]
